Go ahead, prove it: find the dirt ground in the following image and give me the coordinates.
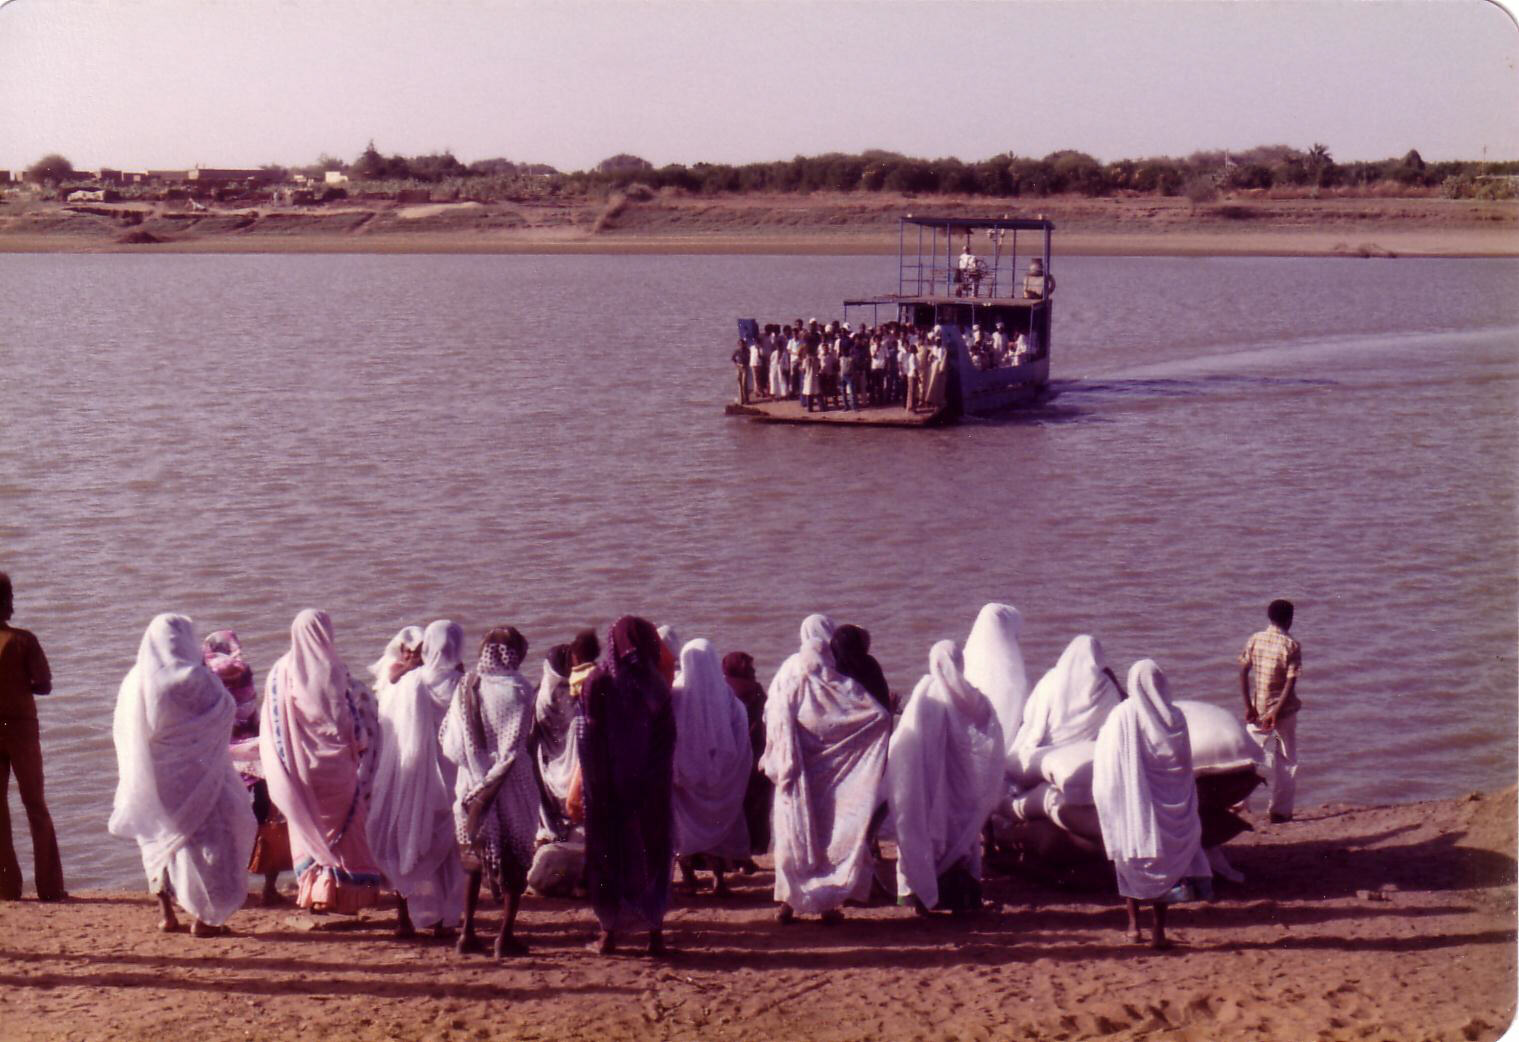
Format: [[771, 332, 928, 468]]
[[1, 788, 1513, 1042]]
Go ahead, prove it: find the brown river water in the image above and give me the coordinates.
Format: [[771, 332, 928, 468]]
[[1, 252, 1515, 888]]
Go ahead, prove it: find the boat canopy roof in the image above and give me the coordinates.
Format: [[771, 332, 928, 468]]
[[900, 214, 1054, 233], [843, 293, 1043, 309]]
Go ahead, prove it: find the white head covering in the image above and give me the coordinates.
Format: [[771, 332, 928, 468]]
[[1012, 635, 1122, 776], [418, 620, 464, 690], [961, 603, 1031, 755], [1091, 660, 1205, 900], [670, 638, 753, 858], [369, 625, 423, 688], [109, 613, 256, 925], [888, 639, 1004, 909]]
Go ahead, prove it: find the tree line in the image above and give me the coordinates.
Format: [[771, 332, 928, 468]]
[[21, 142, 1519, 200]]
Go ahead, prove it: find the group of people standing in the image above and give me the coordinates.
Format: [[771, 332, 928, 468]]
[[733, 316, 1043, 415], [1, 566, 1301, 959]]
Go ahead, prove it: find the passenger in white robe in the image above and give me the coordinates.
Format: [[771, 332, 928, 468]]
[[1008, 635, 1123, 784], [1092, 659, 1210, 949], [440, 627, 539, 958], [671, 638, 752, 893], [887, 640, 1004, 914], [365, 619, 467, 936], [108, 614, 256, 935], [961, 602, 1032, 764], [761, 639, 889, 923]]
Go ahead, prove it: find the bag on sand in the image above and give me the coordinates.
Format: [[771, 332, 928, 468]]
[[526, 840, 585, 897], [1174, 700, 1264, 775]]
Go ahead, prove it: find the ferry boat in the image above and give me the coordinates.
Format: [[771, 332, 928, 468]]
[[726, 214, 1055, 426]]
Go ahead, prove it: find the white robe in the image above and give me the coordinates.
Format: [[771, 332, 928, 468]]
[[761, 639, 888, 914], [1092, 660, 1208, 900], [108, 614, 256, 926], [962, 602, 1031, 761], [533, 655, 580, 841], [1010, 635, 1121, 785], [887, 641, 1004, 909], [671, 639, 752, 861], [364, 620, 466, 927]]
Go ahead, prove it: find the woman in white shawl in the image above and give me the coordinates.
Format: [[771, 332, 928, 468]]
[[532, 642, 579, 842], [260, 609, 383, 914], [109, 614, 257, 935], [671, 638, 752, 894], [887, 640, 1004, 915], [761, 638, 889, 923], [961, 602, 1031, 763], [365, 619, 467, 936], [440, 627, 539, 958], [1092, 659, 1210, 949], [1008, 635, 1123, 783]]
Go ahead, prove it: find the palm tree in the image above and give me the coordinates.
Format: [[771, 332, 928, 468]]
[[1305, 143, 1334, 187]]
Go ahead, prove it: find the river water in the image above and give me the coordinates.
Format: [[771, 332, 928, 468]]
[[1, 251, 1515, 889]]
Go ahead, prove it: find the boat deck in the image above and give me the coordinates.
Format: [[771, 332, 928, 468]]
[[724, 398, 949, 427]]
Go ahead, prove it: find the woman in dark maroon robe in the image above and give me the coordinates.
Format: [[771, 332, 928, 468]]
[[722, 651, 772, 863], [580, 616, 676, 956]]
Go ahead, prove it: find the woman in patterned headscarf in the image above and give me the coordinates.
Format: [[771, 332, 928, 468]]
[[580, 616, 676, 956], [203, 629, 290, 906], [440, 626, 539, 958]]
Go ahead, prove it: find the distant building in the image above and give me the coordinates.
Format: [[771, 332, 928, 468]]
[[324, 170, 350, 185], [0, 170, 12, 183], [187, 166, 281, 184]]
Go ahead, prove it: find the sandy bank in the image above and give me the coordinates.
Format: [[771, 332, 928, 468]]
[[1, 192, 1515, 257], [2, 789, 1513, 1042]]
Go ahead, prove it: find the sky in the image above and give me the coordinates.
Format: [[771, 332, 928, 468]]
[[1, 0, 1516, 174]]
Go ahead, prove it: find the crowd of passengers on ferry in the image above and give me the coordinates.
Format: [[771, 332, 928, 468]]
[[733, 258, 1055, 413]]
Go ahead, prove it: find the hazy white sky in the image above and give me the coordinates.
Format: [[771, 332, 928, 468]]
[[1, 0, 1516, 173]]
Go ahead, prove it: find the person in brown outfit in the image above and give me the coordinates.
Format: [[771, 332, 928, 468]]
[[0, 571, 66, 901]]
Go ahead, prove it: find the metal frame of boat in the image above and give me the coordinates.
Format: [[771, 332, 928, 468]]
[[727, 214, 1055, 426]]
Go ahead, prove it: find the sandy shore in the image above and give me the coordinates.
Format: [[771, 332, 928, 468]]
[[2, 192, 1515, 257], [2, 789, 1513, 1042]]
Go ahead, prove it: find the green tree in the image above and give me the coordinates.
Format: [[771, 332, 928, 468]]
[[25, 153, 75, 184], [1305, 143, 1335, 187]]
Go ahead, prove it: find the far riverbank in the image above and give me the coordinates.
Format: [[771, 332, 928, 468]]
[[2, 191, 1515, 256]]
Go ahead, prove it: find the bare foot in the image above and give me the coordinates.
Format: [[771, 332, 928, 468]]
[[494, 934, 528, 958], [190, 920, 227, 938], [158, 915, 180, 933], [394, 923, 417, 940], [646, 930, 669, 957], [714, 879, 733, 898], [432, 924, 456, 940], [260, 890, 288, 908], [1150, 936, 1173, 951], [157, 893, 180, 933], [775, 903, 796, 925], [456, 932, 486, 956], [907, 895, 932, 918], [588, 930, 616, 955], [1130, 929, 1145, 943]]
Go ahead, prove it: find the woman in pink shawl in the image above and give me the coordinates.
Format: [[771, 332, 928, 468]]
[[259, 609, 383, 913]]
